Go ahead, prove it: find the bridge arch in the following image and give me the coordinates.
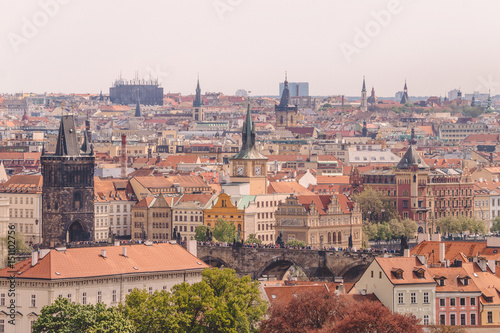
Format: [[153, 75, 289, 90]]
[[337, 261, 370, 282], [201, 256, 230, 269], [257, 256, 309, 280]]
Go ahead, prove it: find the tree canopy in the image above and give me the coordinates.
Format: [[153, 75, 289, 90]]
[[491, 217, 500, 234], [195, 225, 210, 242], [353, 187, 397, 223], [121, 268, 267, 333], [260, 290, 422, 333], [285, 239, 307, 248], [363, 218, 417, 241], [244, 234, 262, 245], [213, 218, 237, 243], [32, 298, 135, 333], [435, 216, 485, 236]]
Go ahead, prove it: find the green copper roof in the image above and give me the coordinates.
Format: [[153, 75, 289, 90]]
[[231, 104, 267, 160]]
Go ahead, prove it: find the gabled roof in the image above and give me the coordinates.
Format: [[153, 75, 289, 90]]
[[396, 145, 428, 169], [0, 243, 208, 280], [375, 257, 436, 285]]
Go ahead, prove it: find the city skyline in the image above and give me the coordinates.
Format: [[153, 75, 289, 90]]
[[1, 1, 500, 96]]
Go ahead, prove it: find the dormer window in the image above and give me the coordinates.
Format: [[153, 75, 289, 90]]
[[439, 279, 445, 286], [413, 268, 426, 279], [392, 268, 404, 280]]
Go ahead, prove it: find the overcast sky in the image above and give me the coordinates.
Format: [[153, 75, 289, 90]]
[[1, 0, 499, 97]]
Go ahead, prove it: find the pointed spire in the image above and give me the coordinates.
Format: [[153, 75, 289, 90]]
[[232, 103, 265, 160], [400, 80, 410, 104], [404, 80, 407, 91], [279, 72, 290, 107], [362, 76, 366, 92], [135, 100, 141, 117], [55, 115, 80, 156], [193, 76, 202, 107]]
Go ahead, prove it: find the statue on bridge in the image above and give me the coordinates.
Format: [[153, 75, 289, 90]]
[[400, 235, 409, 253], [275, 233, 285, 248], [205, 228, 213, 242]]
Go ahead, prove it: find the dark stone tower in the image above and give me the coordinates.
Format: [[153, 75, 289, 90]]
[[192, 77, 204, 121], [275, 72, 298, 129], [41, 115, 94, 248]]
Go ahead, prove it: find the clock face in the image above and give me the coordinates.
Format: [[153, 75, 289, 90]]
[[237, 166, 244, 176], [255, 166, 261, 176]]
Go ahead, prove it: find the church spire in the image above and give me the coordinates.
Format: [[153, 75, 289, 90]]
[[400, 80, 410, 104], [231, 103, 265, 160], [55, 115, 81, 156], [279, 72, 290, 107], [135, 89, 141, 117], [193, 76, 202, 107], [362, 76, 366, 92]]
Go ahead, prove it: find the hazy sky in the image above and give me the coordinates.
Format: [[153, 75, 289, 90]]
[[1, 0, 500, 97]]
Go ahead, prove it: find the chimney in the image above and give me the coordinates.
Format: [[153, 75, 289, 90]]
[[122, 247, 128, 257], [187, 240, 197, 257], [439, 242, 445, 263], [31, 251, 38, 267], [101, 249, 107, 258], [404, 249, 410, 257], [338, 283, 346, 294], [121, 134, 127, 179], [488, 259, 496, 274], [478, 258, 487, 272]]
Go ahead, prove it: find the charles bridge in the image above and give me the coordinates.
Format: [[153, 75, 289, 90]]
[[198, 245, 397, 282]]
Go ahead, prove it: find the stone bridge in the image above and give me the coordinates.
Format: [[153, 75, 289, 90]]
[[198, 245, 393, 282]]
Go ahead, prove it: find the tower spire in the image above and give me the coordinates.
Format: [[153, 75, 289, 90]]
[[362, 76, 366, 92], [193, 76, 202, 107]]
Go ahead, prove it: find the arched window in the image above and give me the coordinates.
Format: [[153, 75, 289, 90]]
[[280, 115, 284, 124], [338, 231, 342, 244], [74, 192, 81, 210]]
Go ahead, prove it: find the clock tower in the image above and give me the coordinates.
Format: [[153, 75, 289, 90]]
[[229, 103, 268, 195]]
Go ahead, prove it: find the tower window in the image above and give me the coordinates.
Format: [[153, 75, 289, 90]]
[[74, 192, 81, 210]]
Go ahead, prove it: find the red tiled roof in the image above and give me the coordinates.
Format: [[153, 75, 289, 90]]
[[0, 243, 208, 280]]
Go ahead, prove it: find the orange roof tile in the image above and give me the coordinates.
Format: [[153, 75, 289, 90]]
[[0, 243, 208, 280]]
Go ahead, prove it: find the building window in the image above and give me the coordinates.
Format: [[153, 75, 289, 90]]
[[112, 290, 117, 303], [0, 319, 4, 333], [97, 291, 102, 303], [440, 314, 446, 325], [440, 298, 445, 307], [450, 314, 456, 326], [470, 313, 476, 325], [488, 311, 493, 324], [460, 298, 465, 306], [460, 313, 466, 325], [31, 294, 36, 307], [470, 297, 475, 306], [149, 287, 153, 294], [379, 271, 382, 279], [82, 292, 87, 305], [450, 298, 456, 306], [410, 292, 416, 304], [371, 271, 373, 278], [423, 292, 429, 304], [398, 293, 404, 304], [0, 293, 4, 306], [67, 294, 72, 303], [423, 315, 429, 325]]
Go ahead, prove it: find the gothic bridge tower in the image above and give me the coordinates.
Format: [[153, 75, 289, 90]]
[[41, 115, 94, 247]]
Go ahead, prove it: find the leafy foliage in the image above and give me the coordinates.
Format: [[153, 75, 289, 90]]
[[260, 290, 422, 333], [491, 217, 500, 233], [363, 218, 417, 241], [285, 239, 307, 248], [436, 216, 485, 235], [353, 187, 397, 223], [121, 268, 267, 333], [213, 218, 237, 243], [244, 233, 262, 245], [32, 298, 135, 333], [195, 225, 210, 242], [429, 325, 468, 333], [1, 230, 32, 255]]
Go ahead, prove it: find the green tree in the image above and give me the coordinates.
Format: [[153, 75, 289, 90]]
[[122, 268, 267, 333], [363, 223, 379, 241], [213, 218, 237, 243], [353, 187, 397, 222], [376, 222, 392, 241], [32, 298, 135, 333], [400, 218, 418, 238], [195, 225, 211, 242], [491, 217, 500, 233], [245, 234, 262, 245], [285, 239, 307, 248]]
